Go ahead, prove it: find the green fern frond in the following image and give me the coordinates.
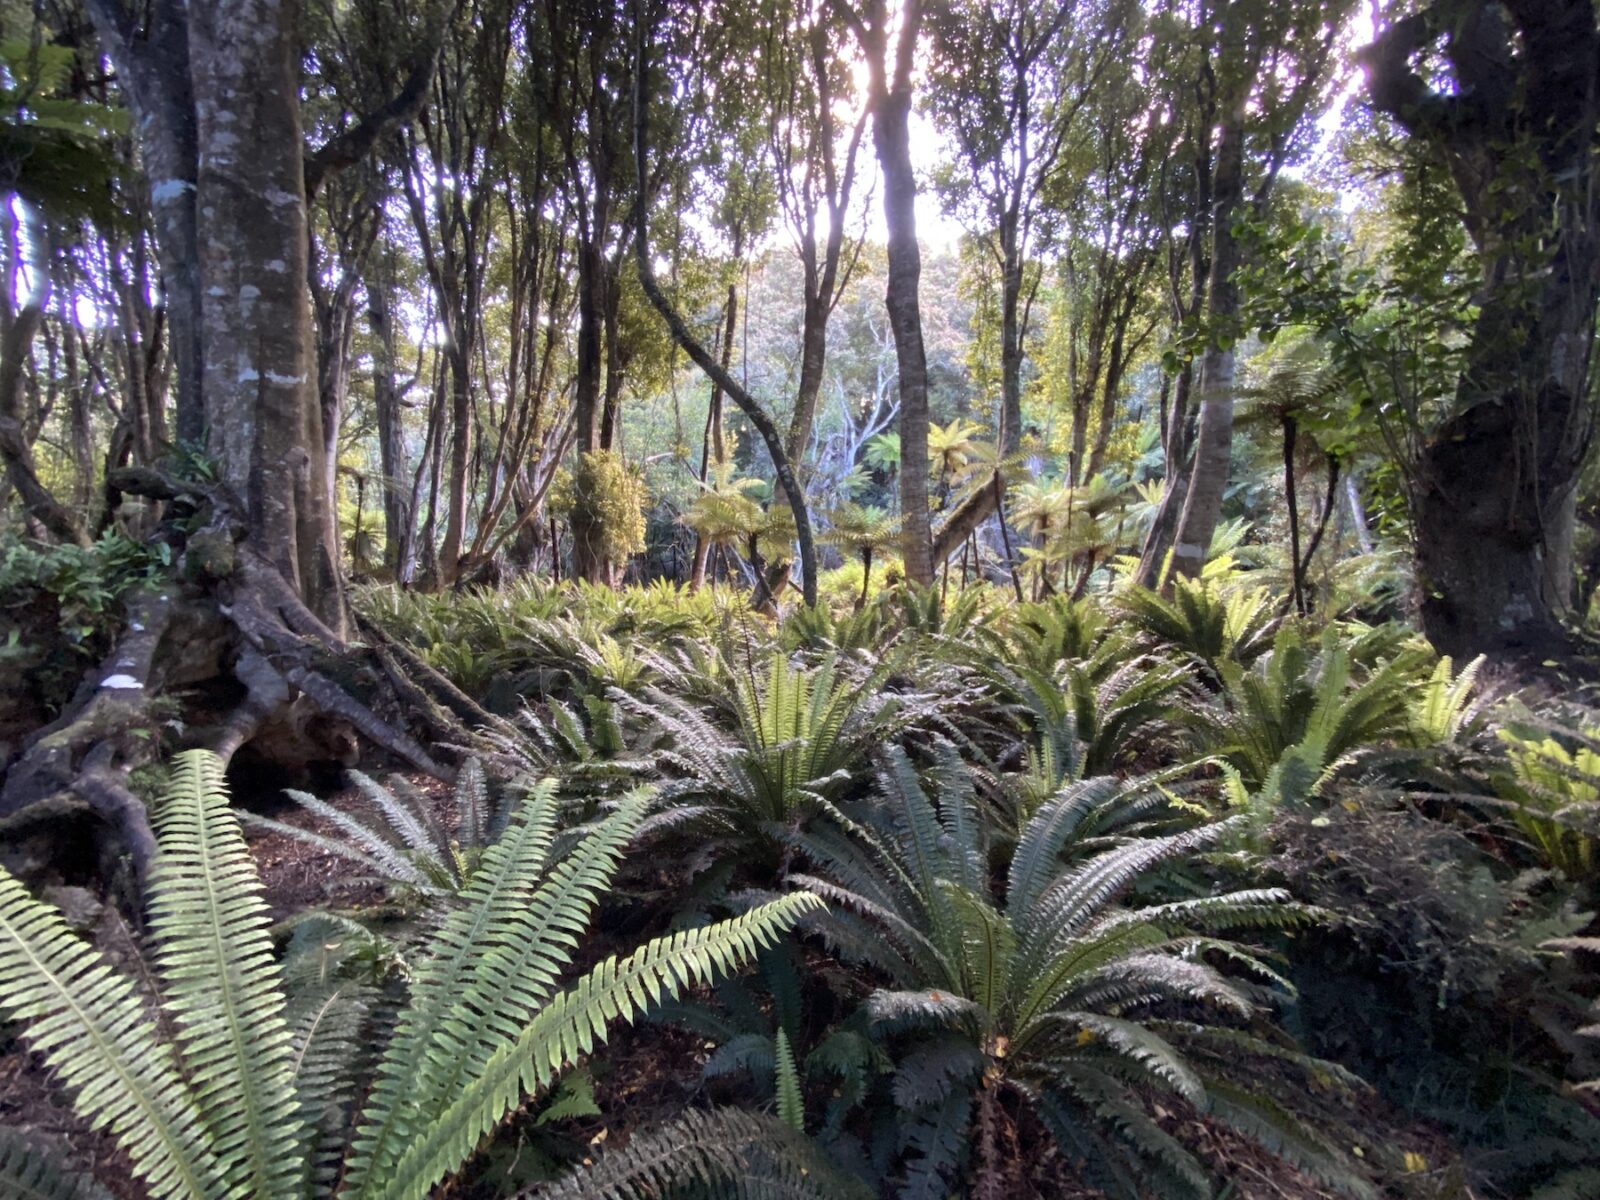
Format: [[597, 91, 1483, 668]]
[[345, 778, 567, 1192], [0, 1129, 113, 1200], [0, 869, 224, 1199], [379, 892, 824, 1200], [145, 750, 303, 1199], [528, 1106, 872, 1199], [773, 1029, 804, 1132], [1203, 1077, 1373, 1196]]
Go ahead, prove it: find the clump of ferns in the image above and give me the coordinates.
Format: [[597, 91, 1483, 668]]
[[1196, 637, 1496, 843], [789, 741, 1372, 1200], [0, 749, 820, 1200], [1114, 575, 1279, 687], [612, 647, 926, 872], [474, 696, 657, 796]]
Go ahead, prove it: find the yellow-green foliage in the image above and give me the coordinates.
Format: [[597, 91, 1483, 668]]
[[817, 558, 899, 612], [1495, 727, 1599, 879], [551, 451, 647, 564]]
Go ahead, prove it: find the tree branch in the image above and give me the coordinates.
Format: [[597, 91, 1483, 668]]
[[303, 0, 461, 199], [631, 2, 818, 607]]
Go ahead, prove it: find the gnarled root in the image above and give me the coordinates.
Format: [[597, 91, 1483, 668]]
[[0, 469, 478, 889]]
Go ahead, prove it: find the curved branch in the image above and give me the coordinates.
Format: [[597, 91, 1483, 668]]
[[631, 8, 819, 607], [303, 0, 461, 199]]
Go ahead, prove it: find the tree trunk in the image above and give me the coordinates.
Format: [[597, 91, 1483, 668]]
[[1165, 95, 1245, 585], [82, 0, 203, 446], [1363, 0, 1600, 660], [866, 1, 933, 586], [190, 0, 342, 630], [367, 268, 414, 578], [1282, 415, 1304, 614], [0, 275, 87, 545]]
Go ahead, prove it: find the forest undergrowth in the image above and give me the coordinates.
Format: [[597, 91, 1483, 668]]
[[2, 570, 1597, 1200]]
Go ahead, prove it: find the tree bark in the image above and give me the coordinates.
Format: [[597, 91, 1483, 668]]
[[1166, 91, 1245, 584], [838, 0, 933, 585], [189, 0, 343, 630], [367, 266, 414, 578], [1363, 0, 1600, 660], [82, 0, 203, 447]]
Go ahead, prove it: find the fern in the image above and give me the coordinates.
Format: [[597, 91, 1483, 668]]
[[0, 752, 822, 1200], [529, 1106, 872, 1199], [796, 741, 1368, 1197], [0, 813, 226, 1199], [773, 1029, 805, 1132], [0, 1131, 112, 1200], [145, 751, 304, 1198]]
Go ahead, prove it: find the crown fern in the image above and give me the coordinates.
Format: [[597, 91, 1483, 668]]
[[0, 750, 821, 1200]]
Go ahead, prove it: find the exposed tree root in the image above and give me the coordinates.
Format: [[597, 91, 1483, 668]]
[[0, 468, 481, 889]]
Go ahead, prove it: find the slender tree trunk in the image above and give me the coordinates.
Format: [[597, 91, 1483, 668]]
[[691, 283, 737, 589], [1282, 415, 1304, 614], [1135, 362, 1195, 588], [998, 214, 1024, 456], [437, 343, 472, 586], [1165, 97, 1245, 585], [367, 270, 414, 578], [83, 0, 204, 447], [864, 1, 933, 585], [0, 277, 87, 545]]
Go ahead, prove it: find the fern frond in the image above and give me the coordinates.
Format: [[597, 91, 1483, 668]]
[[774, 1028, 804, 1132], [528, 1106, 872, 1199], [346, 778, 565, 1192], [276, 788, 432, 887], [0, 868, 224, 1199], [1203, 1077, 1373, 1196], [897, 1090, 971, 1200], [145, 749, 303, 1199], [379, 892, 824, 1200], [0, 1129, 112, 1200]]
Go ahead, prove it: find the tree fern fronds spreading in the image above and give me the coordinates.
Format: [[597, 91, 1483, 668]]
[[1202, 1078, 1374, 1196], [889, 1033, 987, 1109], [377, 891, 824, 1200], [1037, 1072, 1211, 1200], [0, 1129, 113, 1200], [896, 1090, 972, 1200], [405, 789, 657, 1110], [789, 873, 952, 987], [1018, 821, 1239, 966], [1006, 776, 1134, 922], [0, 868, 225, 1200], [862, 988, 990, 1039], [145, 749, 304, 1199], [526, 1106, 873, 1199]]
